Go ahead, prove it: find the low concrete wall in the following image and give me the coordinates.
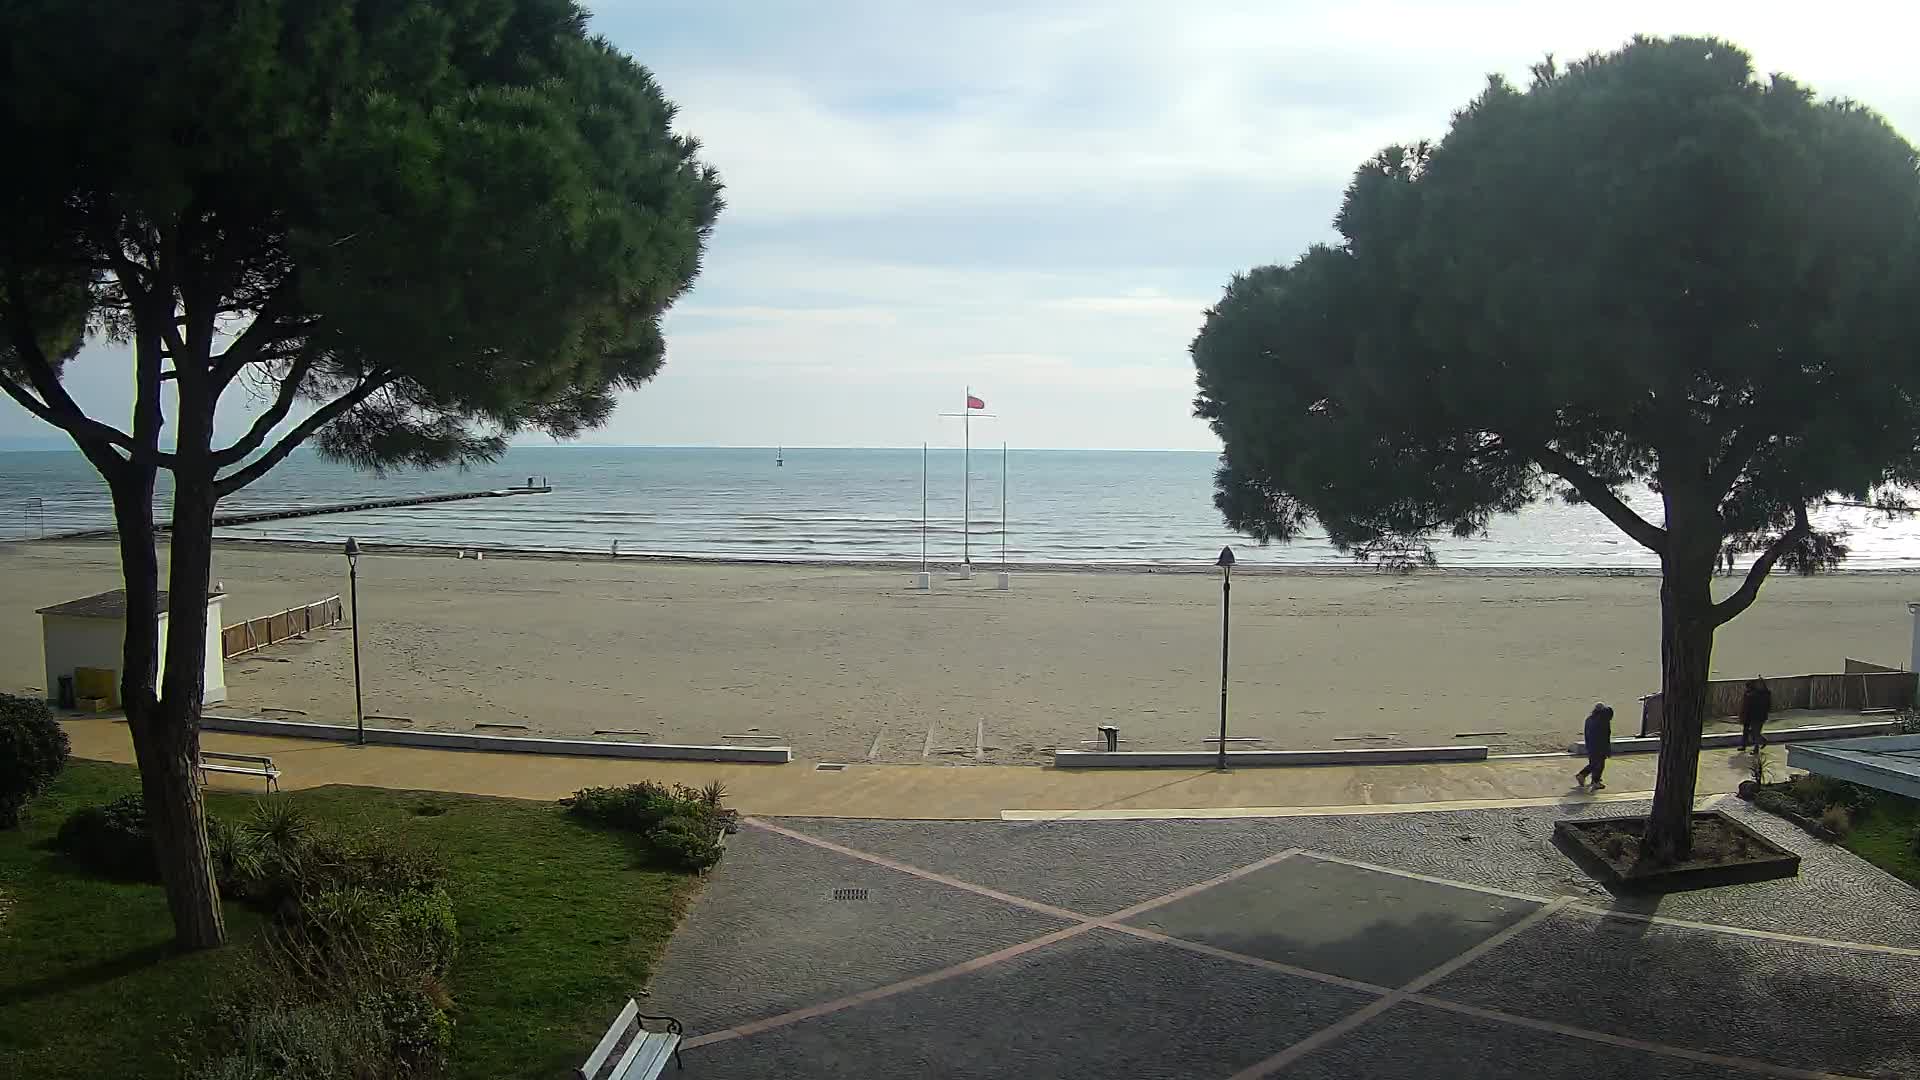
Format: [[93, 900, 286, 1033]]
[[200, 714, 791, 763], [1570, 719, 1901, 757], [1053, 745, 1488, 768]]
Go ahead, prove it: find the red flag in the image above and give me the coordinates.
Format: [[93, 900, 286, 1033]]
[[966, 394, 985, 409]]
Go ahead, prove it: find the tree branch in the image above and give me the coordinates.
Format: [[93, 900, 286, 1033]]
[[1711, 503, 1811, 627], [210, 351, 315, 467], [210, 287, 303, 390], [1529, 443, 1667, 553], [0, 284, 153, 467], [214, 372, 396, 496], [1708, 425, 1768, 500]]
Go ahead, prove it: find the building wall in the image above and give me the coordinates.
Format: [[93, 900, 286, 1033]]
[[41, 598, 228, 705]]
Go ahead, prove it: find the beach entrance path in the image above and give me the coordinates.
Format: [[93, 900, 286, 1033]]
[[646, 799, 1920, 1080]]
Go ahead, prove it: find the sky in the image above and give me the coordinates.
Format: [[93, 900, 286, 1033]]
[[5, 0, 1918, 452]]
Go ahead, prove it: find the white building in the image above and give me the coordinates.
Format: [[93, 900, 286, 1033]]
[[37, 588, 226, 706]]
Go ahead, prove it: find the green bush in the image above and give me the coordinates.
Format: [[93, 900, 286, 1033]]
[[376, 887, 460, 977], [1789, 774, 1876, 818], [54, 794, 157, 879], [0, 692, 69, 827], [362, 987, 454, 1076], [651, 813, 723, 872], [565, 781, 723, 869], [1752, 787, 1799, 820], [190, 1002, 388, 1080], [209, 815, 268, 899]]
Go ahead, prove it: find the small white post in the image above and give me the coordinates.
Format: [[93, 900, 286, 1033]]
[[1908, 602, 1920, 673]]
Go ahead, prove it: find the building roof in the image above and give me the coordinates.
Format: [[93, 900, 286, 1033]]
[[35, 588, 225, 620], [1788, 734, 1920, 801]]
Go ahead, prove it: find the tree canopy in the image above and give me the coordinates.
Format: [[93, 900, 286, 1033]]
[[0, 0, 721, 946], [2, 0, 721, 478], [1192, 36, 1920, 858]]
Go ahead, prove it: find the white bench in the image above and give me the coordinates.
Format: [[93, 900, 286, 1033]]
[[580, 999, 683, 1079], [197, 750, 280, 793]]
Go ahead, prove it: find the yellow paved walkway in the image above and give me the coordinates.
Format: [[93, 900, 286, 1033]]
[[60, 718, 1768, 820]]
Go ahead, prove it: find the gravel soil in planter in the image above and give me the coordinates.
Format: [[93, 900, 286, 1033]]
[[1554, 810, 1800, 893]]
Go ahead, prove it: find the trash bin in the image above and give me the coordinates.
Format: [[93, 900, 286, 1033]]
[[57, 675, 75, 709]]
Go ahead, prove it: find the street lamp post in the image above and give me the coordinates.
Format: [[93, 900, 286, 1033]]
[[345, 537, 364, 746], [1216, 545, 1235, 771]]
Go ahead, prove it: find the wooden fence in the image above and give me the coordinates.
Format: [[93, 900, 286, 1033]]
[[221, 595, 343, 659], [1639, 663, 1916, 731]]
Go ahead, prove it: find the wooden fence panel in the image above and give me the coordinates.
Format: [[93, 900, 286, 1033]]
[[220, 595, 345, 659]]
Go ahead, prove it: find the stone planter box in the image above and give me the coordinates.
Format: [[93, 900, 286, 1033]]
[[1554, 810, 1801, 893]]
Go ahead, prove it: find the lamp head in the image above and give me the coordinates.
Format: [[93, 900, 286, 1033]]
[[1216, 545, 1235, 575], [344, 536, 360, 564]]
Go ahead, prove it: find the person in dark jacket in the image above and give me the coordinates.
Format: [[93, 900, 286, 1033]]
[[1575, 703, 1613, 790], [1739, 678, 1772, 752]]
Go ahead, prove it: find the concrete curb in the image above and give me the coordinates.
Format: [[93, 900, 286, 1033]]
[[1051, 745, 1488, 768], [200, 714, 792, 763], [1569, 720, 1900, 756]]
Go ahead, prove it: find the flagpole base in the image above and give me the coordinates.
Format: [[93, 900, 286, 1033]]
[[995, 572, 1010, 591], [912, 572, 931, 591]]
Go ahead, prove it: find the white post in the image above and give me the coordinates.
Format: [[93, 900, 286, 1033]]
[[997, 441, 1009, 590], [913, 443, 930, 590], [1908, 602, 1920, 673], [962, 386, 971, 576]]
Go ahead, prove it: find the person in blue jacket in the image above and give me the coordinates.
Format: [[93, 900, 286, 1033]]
[[1575, 703, 1614, 791]]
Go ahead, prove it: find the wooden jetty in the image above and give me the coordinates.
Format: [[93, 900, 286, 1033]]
[[204, 484, 552, 529]]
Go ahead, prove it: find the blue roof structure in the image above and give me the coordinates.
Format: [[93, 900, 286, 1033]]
[[1788, 734, 1920, 799]]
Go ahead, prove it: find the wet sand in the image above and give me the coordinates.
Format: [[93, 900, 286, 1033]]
[[1, 541, 1911, 762]]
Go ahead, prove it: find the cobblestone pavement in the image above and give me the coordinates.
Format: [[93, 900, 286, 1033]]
[[646, 797, 1920, 1079]]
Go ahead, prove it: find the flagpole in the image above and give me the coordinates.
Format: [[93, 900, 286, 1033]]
[[1001, 441, 1007, 571], [921, 442, 928, 573], [963, 386, 971, 570]]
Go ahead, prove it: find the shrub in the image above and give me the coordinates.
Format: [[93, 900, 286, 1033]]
[[375, 888, 459, 977], [565, 782, 724, 870], [190, 1002, 388, 1080], [1752, 787, 1798, 820], [209, 816, 268, 900], [1790, 774, 1876, 818], [651, 814, 723, 872], [362, 987, 454, 1076], [0, 693, 69, 828], [564, 782, 680, 831], [1818, 804, 1854, 838], [54, 794, 157, 879]]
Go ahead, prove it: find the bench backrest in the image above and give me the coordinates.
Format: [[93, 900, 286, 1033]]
[[579, 998, 640, 1080], [202, 751, 275, 768]]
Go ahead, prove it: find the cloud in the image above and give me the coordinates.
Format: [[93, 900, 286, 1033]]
[[7, 2, 1917, 453]]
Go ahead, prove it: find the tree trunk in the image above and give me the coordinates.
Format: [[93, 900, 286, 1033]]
[[152, 449, 226, 948], [109, 465, 226, 948], [1646, 531, 1718, 863]]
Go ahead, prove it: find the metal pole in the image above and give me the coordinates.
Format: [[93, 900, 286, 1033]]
[[349, 552, 365, 746], [963, 387, 971, 567], [1218, 567, 1231, 771], [1001, 442, 1007, 570], [921, 443, 928, 572]]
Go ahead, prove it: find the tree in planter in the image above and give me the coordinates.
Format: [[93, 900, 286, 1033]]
[[1192, 36, 1920, 861], [0, 0, 721, 946]]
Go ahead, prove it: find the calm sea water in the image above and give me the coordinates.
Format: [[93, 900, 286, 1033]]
[[2, 446, 1918, 568]]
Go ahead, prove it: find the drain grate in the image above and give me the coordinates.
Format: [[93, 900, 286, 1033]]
[[831, 887, 869, 901], [815, 762, 847, 771]]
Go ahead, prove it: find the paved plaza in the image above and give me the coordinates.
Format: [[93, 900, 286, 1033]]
[[647, 798, 1920, 1079]]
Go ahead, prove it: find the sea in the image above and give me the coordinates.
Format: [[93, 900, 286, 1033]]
[[2, 445, 1919, 569]]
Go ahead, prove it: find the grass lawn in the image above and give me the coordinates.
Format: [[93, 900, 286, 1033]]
[[1843, 789, 1920, 888], [0, 761, 703, 1080]]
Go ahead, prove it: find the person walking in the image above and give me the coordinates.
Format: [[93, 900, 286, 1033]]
[[1575, 703, 1613, 791], [1739, 678, 1772, 752]]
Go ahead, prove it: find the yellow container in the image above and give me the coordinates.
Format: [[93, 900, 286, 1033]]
[[73, 667, 119, 709]]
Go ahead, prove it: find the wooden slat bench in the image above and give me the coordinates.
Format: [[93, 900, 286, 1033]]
[[197, 750, 280, 793], [580, 999, 683, 1079]]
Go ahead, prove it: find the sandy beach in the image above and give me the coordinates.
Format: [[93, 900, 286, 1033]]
[[1, 540, 1913, 763]]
